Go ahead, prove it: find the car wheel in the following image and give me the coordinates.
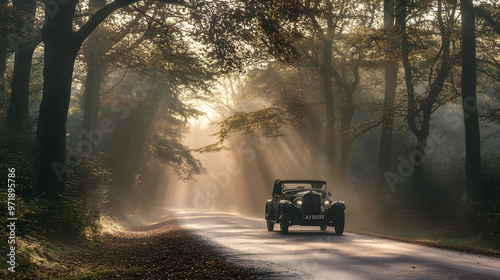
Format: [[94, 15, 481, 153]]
[[265, 203, 274, 231], [267, 220, 274, 231], [334, 211, 345, 235], [279, 210, 289, 234], [320, 225, 327, 231]]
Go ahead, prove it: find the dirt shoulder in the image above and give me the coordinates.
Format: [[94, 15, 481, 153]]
[[1, 218, 273, 279]]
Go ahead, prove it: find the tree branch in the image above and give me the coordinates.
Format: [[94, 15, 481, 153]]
[[353, 118, 383, 139], [398, 0, 421, 137], [425, 0, 455, 106], [75, 0, 139, 45], [300, 49, 321, 70], [307, 13, 326, 41], [330, 67, 349, 93], [131, 3, 166, 27], [478, 68, 500, 83], [349, 58, 361, 94], [475, 5, 500, 36], [75, 0, 185, 46]]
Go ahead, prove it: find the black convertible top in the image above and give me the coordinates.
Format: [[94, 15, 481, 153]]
[[272, 179, 327, 196]]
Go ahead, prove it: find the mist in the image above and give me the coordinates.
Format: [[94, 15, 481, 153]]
[[110, 60, 500, 238], [153, 85, 500, 235]]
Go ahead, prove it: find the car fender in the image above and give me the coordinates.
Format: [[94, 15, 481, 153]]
[[279, 200, 294, 209], [332, 200, 346, 210], [325, 200, 346, 221], [278, 200, 294, 220], [265, 200, 276, 221]]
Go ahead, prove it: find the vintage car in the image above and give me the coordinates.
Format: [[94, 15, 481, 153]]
[[265, 179, 346, 234]]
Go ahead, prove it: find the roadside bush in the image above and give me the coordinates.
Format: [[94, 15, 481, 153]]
[[0, 128, 111, 272], [452, 158, 500, 243], [20, 151, 110, 241]]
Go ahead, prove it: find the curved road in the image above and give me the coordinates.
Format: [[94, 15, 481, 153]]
[[173, 209, 500, 279]]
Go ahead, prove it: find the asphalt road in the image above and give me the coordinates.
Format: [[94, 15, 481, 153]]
[[172, 209, 500, 280]]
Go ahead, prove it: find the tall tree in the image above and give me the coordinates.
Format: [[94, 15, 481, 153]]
[[81, 0, 107, 154], [33, 0, 246, 196], [79, 1, 147, 154], [219, 0, 383, 180], [378, 0, 398, 173], [289, 0, 381, 179], [6, 0, 39, 129], [318, 0, 337, 174], [33, 0, 152, 196], [398, 0, 458, 198], [461, 0, 482, 199], [308, 1, 379, 179], [0, 0, 8, 125]]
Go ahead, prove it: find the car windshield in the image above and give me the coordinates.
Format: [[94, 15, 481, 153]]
[[282, 182, 326, 193]]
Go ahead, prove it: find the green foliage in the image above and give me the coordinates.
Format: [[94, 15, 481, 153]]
[[65, 148, 111, 215], [20, 195, 100, 241], [0, 3, 15, 39], [195, 107, 289, 153], [455, 195, 500, 246], [374, 156, 500, 247], [0, 128, 109, 271], [152, 112, 205, 181], [0, 1, 39, 54]]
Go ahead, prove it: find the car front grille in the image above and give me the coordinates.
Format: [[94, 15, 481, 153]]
[[302, 191, 321, 215]]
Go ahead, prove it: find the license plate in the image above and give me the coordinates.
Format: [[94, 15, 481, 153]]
[[304, 215, 324, 220]]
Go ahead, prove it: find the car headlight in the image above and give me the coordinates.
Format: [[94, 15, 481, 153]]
[[294, 198, 303, 207], [323, 198, 332, 207]]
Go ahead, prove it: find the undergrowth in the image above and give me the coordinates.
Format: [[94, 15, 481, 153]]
[[0, 128, 110, 273]]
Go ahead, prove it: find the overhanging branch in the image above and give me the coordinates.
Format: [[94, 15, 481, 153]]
[[75, 0, 186, 46], [75, 0, 139, 45], [475, 6, 500, 36]]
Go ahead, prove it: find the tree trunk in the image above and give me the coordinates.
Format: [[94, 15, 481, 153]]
[[322, 38, 336, 174], [7, 46, 36, 129], [337, 135, 352, 181], [410, 125, 430, 199], [33, 0, 144, 196], [0, 0, 7, 100], [398, 0, 456, 200], [6, 0, 37, 130], [337, 95, 355, 180], [329, 56, 361, 181], [378, 0, 398, 173], [0, 47, 5, 94], [461, 0, 481, 199], [32, 1, 80, 196], [0, 43, 6, 127], [33, 44, 79, 196], [309, 113, 321, 177], [81, 0, 106, 154], [81, 63, 102, 154]]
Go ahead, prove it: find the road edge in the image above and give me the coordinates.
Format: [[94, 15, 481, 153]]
[[348, 230, 500, 258]]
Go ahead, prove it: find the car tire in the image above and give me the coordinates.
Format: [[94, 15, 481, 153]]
[[279, 210, 289, 234], [265, 203, 274, 231], [334, 211, 345, 235], [320, 225, 327, 231], [267, 220, 274, 231]]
